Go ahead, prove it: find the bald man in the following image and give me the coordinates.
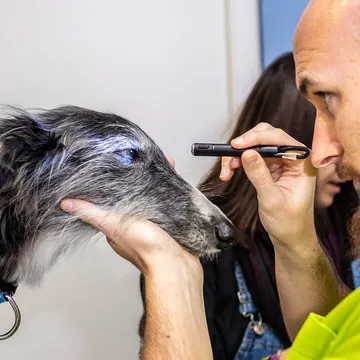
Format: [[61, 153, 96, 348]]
[[61, 1, 360, 359], [220, 1, 360, 358]]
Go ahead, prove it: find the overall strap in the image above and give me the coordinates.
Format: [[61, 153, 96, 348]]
[[234, 260, 258, 316]]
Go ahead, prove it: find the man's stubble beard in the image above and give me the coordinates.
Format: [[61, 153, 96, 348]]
[[335, 161, 360, 257]]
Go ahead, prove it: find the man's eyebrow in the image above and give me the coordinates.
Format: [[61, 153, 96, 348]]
[[298, 77, 316, 96]]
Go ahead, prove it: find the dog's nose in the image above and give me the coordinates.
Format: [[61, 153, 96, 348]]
[[215, 223, 236, 250]]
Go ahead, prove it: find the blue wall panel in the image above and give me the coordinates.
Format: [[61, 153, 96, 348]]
[[260, 0, 309, 68]]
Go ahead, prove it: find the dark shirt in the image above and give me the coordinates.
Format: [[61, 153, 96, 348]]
[[202, 237, 291, 360], [202, 224, 354, 360], [202, 248, 248, 360]]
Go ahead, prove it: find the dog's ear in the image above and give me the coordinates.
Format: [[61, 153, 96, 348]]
[[0, 113, 64, 171]]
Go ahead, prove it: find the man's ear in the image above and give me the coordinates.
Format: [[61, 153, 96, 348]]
[[0, 114, 64, 170]]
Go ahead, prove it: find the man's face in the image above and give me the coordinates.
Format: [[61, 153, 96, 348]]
[[294, 0, 360, 185], [294, 0, 360, 253]]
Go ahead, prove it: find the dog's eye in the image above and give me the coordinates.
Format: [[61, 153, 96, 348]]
[[121, 148, 139, 160]]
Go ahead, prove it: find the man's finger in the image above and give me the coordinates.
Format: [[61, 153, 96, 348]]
[[167, 156, 175, 168], [230, 123, 273, 148], [231, 126, 303, 149], [230, 157, 241, 169], [241, 150, 279, 200], [60, 199, 122, 238], [220, 156, 234, 180]]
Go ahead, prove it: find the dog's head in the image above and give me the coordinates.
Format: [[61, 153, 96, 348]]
[[0, 106, 237, 284]]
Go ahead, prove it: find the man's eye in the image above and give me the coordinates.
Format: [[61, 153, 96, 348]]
[[315, 92, 331, 108]]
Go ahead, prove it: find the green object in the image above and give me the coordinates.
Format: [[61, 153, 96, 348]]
[[287, 287, 360, 359]]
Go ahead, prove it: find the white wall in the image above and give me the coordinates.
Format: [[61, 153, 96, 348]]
[[0, 1, 261, 359]]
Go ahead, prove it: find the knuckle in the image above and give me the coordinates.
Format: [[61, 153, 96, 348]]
[[255, 122, 272, 131], [230, 157, 240, 169], [273, 127, 287, 137]]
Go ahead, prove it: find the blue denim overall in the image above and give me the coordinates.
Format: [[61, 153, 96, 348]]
[[351, 258, 360, 289], [233, 261, 285, 360]]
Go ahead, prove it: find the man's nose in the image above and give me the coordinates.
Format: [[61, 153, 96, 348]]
[[311, 117, 342, 168]]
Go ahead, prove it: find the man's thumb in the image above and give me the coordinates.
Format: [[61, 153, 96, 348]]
[[60, 199, 120, 237], [241, 150, 278, 200]]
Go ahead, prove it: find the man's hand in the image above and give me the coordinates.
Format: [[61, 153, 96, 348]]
[[60, 198, 211, 360], [219, 123, 350, 340], [60, 199, 201, 276], [221, 123, 318, 249]]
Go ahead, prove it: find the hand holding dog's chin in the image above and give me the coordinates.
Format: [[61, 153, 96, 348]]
[[105, 220, 202, 278], [60, 198, 202, 277]]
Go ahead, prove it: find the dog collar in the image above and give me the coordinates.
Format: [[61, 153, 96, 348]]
[[0, 279, 17, 304]]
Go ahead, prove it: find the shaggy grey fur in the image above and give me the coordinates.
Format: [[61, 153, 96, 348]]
[[0, 106, 236, 286]]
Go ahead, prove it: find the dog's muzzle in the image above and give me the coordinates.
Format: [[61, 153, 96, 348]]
[[214, 222, 237, 250]]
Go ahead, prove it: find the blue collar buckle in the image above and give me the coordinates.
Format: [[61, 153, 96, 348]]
[[0, 290, 7, 304]]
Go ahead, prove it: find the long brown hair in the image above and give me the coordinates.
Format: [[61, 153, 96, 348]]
[[199, 53, 316, 241]]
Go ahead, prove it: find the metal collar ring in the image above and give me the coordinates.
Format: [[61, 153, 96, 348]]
[[0, 293, 21, 340]]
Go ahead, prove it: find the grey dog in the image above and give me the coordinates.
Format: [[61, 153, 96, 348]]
[[0, 106, 236, 292]]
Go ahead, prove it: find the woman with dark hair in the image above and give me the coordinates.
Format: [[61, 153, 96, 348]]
[[199, 52, 359, 360]]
